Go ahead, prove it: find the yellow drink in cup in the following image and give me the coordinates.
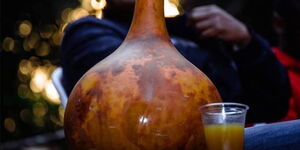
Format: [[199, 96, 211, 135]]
[[200, 103, 249, 150], [204, 124, 244, 150]]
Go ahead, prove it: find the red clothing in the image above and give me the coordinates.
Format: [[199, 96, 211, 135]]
[[273, 47, 300, 120]]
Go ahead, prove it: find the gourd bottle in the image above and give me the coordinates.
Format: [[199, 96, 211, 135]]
[[64, 0, 222, 149]]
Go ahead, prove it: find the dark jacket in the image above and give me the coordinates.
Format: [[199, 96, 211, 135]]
[[61, 15, 290, 123]]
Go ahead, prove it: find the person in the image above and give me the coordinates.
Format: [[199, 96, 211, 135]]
[[272, 0, 300, 121], [60, 0, 290, 123]]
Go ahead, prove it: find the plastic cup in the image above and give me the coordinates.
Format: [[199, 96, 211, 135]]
[[200, 103, 249, 150]]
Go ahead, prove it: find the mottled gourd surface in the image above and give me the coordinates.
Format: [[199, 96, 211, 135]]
[[64, 38, 221, 150], [64, 0, 221, 149]]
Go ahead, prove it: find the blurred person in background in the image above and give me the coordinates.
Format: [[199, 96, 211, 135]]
[[273, 0, 300, 121], [60, 0, 290, 123]]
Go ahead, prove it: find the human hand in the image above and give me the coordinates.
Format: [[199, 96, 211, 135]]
[[188, 5, 251, 46]]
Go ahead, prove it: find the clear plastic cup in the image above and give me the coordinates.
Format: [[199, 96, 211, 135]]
[[200, 103, 249, 150]]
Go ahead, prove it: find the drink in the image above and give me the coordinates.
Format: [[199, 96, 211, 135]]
[[204, 124, 244, 150], [200, 103, 248, 150]]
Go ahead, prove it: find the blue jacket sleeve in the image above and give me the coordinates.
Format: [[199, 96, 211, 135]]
[[60, 16, 127, 94]]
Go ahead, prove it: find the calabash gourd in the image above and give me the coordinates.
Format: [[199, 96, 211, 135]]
[[64, 0, 222, 149]]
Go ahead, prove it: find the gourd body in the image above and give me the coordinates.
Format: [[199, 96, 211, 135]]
[[64, 0, 222, 149]]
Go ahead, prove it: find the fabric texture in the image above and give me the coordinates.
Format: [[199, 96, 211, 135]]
[[245, 119, 300, 150]]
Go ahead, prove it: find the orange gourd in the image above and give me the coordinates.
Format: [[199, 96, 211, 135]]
[[64, 0, 222, 149]]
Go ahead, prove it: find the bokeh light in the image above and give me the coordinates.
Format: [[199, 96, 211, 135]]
[[4, 118, 16, 133], [29, 56, 41, 67], [45, 80, 61, 104], [2, 37, 15, 52], [23, 32, 41, 51], [95, 10, 103, 19], [69, 8, 89, 22], [19, 20, 32, 37], [30, 67, 48, 93], [33, 102, 48, 117], [29, 92, 42, 101], [18, 71, 30, 84], [36, 41, 51, 57], [39, 25, 56, 39], [60, 23, 68, 33], [81, 0, 93, 12], [61, 8, 72, 22], [51, 31, 63, 46], [91, 0, 106, 10], [19, 59, 33, 75], [165, 0, 180, 18], [18, 84, 31, 99], [20, 109, 32, 123]]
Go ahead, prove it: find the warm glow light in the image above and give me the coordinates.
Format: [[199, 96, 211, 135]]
[[18, 71, 29, 83], [61, 8, 72, 22], [23, 32, 40, 51], [164, 0, 180, 18], [30, 67, 48, 93], [52, 31, 62, 46], [19, 59, 33, 75], [4, 118, 16, 133], [18, 84, 30, 99], [61, 23, 68, 32], [95, 10, 103, 19], [33, 102, 48, 117], [2, 37, 15, 52], [29, 56, 40, 68], [69, 8, 89, 22], [45, 80, 61, 104], [19, 20, 32, 37], [81, 0, 93, 11], [91, 0, 106, 10], [36, 41, 50, 56], [23, 38, 30, 51], [40, 25, 56, 39]]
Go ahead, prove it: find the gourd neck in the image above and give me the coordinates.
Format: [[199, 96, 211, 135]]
[[125, 0, 170, 41]]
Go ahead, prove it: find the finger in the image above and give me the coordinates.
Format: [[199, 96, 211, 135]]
[[191, 5, 215, 13], [195, 20, 212, 31], [188, 10, 210, 22], [189, 5, 220, 22], [201, 28, 219, 38]]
